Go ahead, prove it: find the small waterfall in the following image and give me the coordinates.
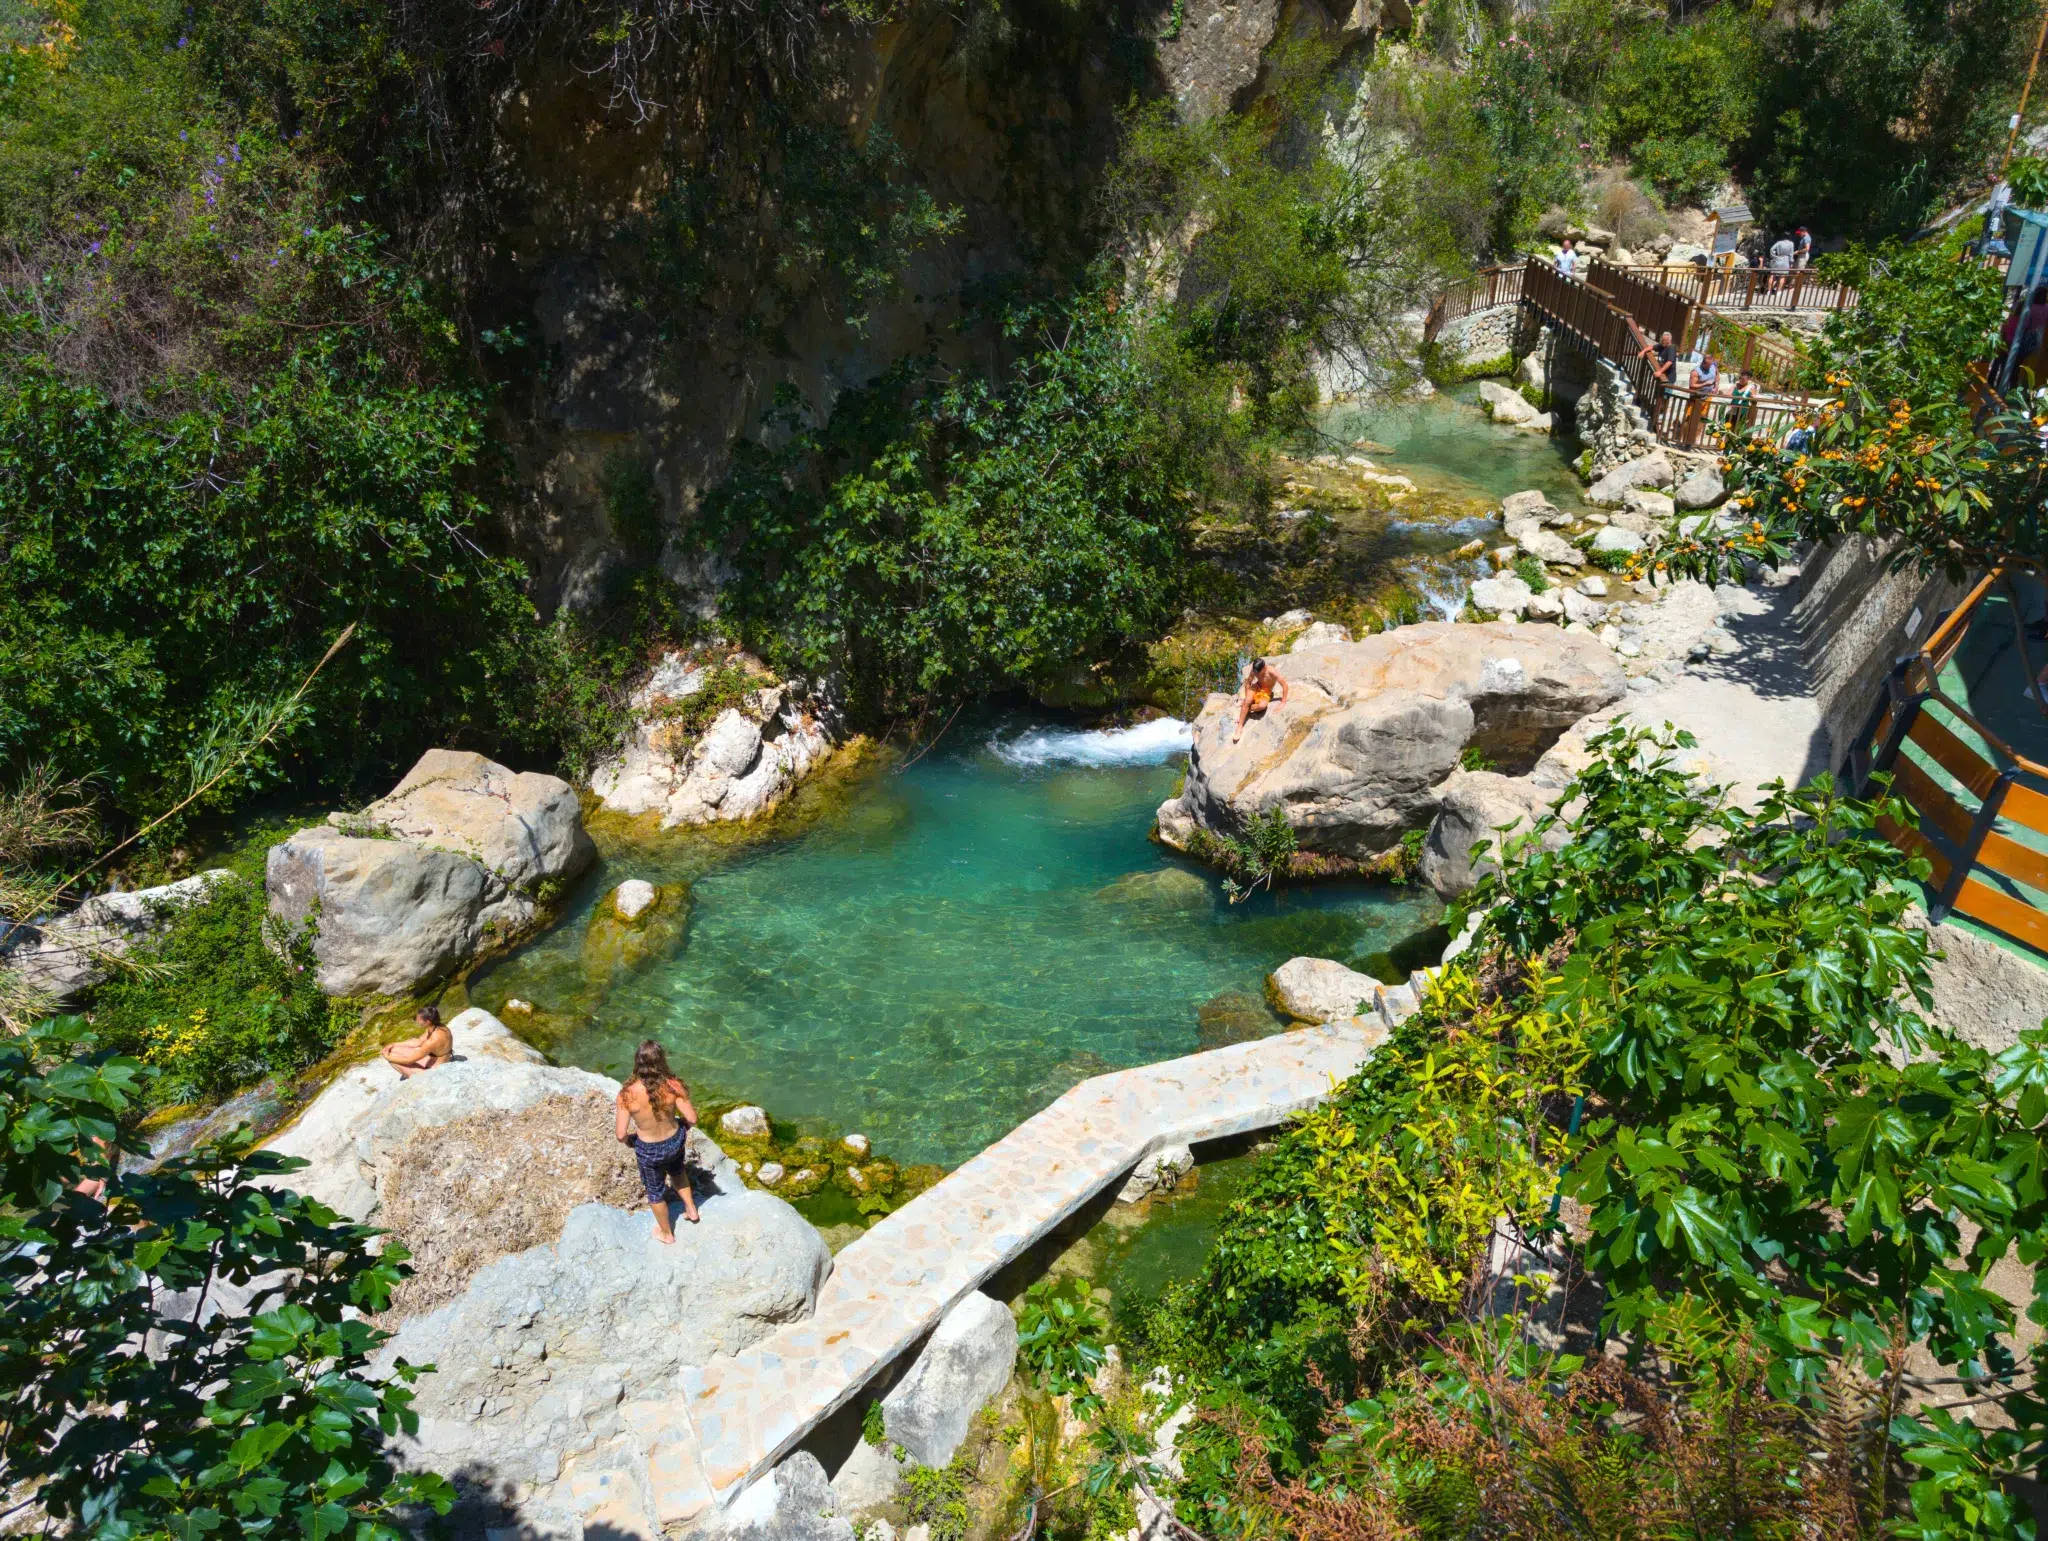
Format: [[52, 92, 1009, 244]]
[[990, 718, 1194, 767]]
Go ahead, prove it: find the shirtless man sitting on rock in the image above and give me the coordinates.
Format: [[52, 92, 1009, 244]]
[[380, 1005, 453, 1079], [1233, 657, 1289, 742]]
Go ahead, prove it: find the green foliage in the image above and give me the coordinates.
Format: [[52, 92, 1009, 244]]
[[1018, 1281, 1110, 1402], [902, 1458, 972, 1541], [1804, 239, 2007, 407], [1593, 14, 1759, 203], [1745, 0, 2035, 237], [1510, 555, 1548, 593], [2010, 156, 2048, 211], [650, 664, 759, 741], [860, 1398, 888, 1449], [86, 874, 347, 1105], [0, 1017, 454, 1541], [1457, 745, 1498, 772], [695, 302, 1190, 717], [1467, 36, 1582, 256], [1201, 807, 1298, 904]]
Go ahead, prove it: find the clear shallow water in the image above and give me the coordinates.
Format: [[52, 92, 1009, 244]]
[[1327, 386, 1589, 509], [470, 720, 1439, 1167]]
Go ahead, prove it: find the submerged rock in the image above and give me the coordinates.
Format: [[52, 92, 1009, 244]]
[[581, 880, 692, 989], [266, 750, 594, 997], [1196, 988, 1280, 1049], [1094, 866, 1213, 912], [1157, 623, 1624, 860]]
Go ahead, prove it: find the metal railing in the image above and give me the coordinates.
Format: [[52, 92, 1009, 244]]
[[1853, 567, 2048, 951]]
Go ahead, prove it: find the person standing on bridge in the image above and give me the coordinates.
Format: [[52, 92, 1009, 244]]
[[1682, 352, 1721, 447], [1794, 226, 1813, 271], [1556, 237, 1579, 279], [1768, 233, 1795, 294]]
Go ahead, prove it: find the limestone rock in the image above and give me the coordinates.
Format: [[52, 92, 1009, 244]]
[[1561, 588, 1608, 625], [1507, 522, 1582, 568], [1094, 867, 1212, 912], [1591, 526, 1644, 556], [1478, 379, 1537, 425], [266, 1008, 610, 1222], [721, 1105, 772, 1138], [881, 1292, 1018, 1467], [592, 655, 842, 828], [1501, 489, 1555, 522], [1621, 488, 1676, 523], [1290, 620, 1354, 652], [583, 882, 692, 990], [1527, 589, 1565, 621], [1267, 956, 1383, 1023], [378, 1193, 832, 1539], [1, 869, 234, 1002], [1517, 351, 1546, 393], [1470, 575, 1534, 617], [1673, 464, 1726, 509], [1420, 771, 1558, 899], [349, 749, 595, 895], [269, 751, 593, 997], [718, 1453, 853, 1541], [1587, 451, 1675, 506], [842, 1133, 871, 1156], [1575, 575, 1609, 597], [756, 1161, 786, 1186], [1158, 623, 1625, 858], [613, 879, 658, 921], [1118, 1144, 1195, 1203]]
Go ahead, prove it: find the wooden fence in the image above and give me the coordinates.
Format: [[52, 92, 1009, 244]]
[[1422, 264, 1525, 343], [1630, 263, 1859, 315], [1690, 316, 1807, 390], [1853, 568, 2048, 953], [1646, 383, 1819, 448], [1522, 259, 1668, 412]]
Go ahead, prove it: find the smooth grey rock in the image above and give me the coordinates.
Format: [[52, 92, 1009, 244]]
[[1587, 451, 1675, 505], [352, 749, 594, 895], [1268, 956, 1382, 1022], [1163, 623, 1625, 859], [883, 1292, 1018, 1467], [1908, 908, 2048, 1053], [1118, 1144, 1195, 1204], [1, 869, 233, 1001], [1289, 620, 1354, 652], [1591, 527, 1645, 555], [1527, 589, 1565, 620], [1420, 771, 1559, 899], [1576, 575, 1610, 597], [1502, 489, 1553, 522], [1478, 379, 1537, 425], [1621, 488, 1676, 523], [720, 1454, 855, 1541], [756, 1161, 786, 1186], [379, 1195, 831, 1534], [721, 1105, 771, 1138], [1470, 575, 1534, 617], [1673, 465, 1726, 509], [1506, 520, 1581, 568], [266, 1008, 610, 1221], [1561, 588, 1608, 626], [612, 879, 658, 921]]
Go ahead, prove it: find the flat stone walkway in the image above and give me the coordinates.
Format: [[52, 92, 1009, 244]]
[[647, 1020, 1383, 1522]]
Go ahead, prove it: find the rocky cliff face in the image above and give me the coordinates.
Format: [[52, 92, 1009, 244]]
[[472, 0, 1394, 610]]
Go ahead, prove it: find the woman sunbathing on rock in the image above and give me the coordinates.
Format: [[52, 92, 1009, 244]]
[[1232, 657, 1289, 742], [380, 1005, 452, 1079], [615, 1039, 702, 1242]]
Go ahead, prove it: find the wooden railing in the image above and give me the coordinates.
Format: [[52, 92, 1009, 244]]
[[1422, 264, 1526, 343], [1646, 383, 1822, 448], [1587, 259, 1694, 352], [1631, 263, 1859, 315], [1854, 568, 2048, 952], [1690, 315, 1806, 390], [1522, 259, 1668, 412]]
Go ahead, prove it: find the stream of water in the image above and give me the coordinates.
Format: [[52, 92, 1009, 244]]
[[469, 720, 1440, 1167]]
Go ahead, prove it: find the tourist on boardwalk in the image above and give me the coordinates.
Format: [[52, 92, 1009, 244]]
[[1682, 351, 1721, 447], [1650, 329, 1677, 383], [381, 1005, 453, 1079], [615, 1039, 701, 1241], [1556, 237, 1578, 279], [1232, 656, 1289, 743], [1728, 371, 1757, 437], [1794, 226, 1813, 271], [1768, 233, 1794, 293]]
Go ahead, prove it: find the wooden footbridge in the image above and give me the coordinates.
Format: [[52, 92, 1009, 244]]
[[1423, 256, 1855, 448]]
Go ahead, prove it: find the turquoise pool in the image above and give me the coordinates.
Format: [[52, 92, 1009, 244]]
[[469, 719, 1440, 1166]]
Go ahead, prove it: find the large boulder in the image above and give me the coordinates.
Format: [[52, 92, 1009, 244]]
[[267, 752, 594, 997], [1266, 956, 1384, 1023], [1673, 464, 1726, 510], [1478, 379, 1537, 425], [592, 655, 843, 828], [1507, 521, 1583, 568], [266, 1007, 616, 1222], [1156, 623, 1625, 859], [832, 1293, 1018, 1509], [1587, 451, 1675, 506], [1470, 575, 1534, 618], [715, 1454, 853, 1541], [376, 1192, 832, 1538], [1, 869, 232, 1003], [1419, 770, 1561, 899]]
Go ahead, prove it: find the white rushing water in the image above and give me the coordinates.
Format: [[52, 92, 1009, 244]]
[[990, 717, 1194, 767]]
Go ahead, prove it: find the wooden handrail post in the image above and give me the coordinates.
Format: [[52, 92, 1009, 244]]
[[1935, 767, 2017, 922]]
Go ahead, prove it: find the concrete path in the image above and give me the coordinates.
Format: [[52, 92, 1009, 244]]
[[644, 1020, 1384, 1523]]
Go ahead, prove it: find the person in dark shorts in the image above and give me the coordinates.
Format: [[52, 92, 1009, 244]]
[[614, 1039, 701, 1242]]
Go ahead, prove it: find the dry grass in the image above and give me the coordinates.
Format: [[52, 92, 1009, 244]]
[[377, 1091, 650, 1319]]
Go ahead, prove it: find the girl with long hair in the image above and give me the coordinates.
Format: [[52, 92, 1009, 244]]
[[614, 1039, 701, 1241]]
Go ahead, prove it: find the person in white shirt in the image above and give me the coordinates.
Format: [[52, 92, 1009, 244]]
[[1556, 237, 1578, 278]]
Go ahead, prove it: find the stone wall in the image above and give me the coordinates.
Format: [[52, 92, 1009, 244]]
[[1791, 538, 1968, 773], [1431, 303, 1527, 370], [1568, 360, 1656, 475]]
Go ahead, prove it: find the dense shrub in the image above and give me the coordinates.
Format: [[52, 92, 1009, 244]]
[[88, 873, 347, 1104], [1592, 13, 1759, 203]]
